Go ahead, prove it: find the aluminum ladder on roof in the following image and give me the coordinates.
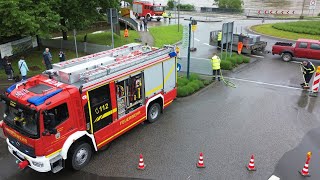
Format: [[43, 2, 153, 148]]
[[52, 43, 142, 71], [80, 46, 174, 87]]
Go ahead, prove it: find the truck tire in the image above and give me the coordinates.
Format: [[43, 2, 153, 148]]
[[147, 103, 161, 123], [68, 142, 92, 170], [157, 18, 161, 21], [282, 53, 292, 62]]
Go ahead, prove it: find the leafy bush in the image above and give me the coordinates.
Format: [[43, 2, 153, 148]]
[[236, 55, 244, 64], [177, 77, 189, 87], [228, 57, 237, 67], [177, 86, 189, 97], [215, 0, 243, 12], [203, 79, 212, 86], [220, 60, 233, 70], [184, 85, 195, 94], [189, 73, 199, 81], [177, 4, 195, 11], [188, 81, 200, 91], [167, 0, 174, 9], [194, 80, 205, 88], [243, 57, 250, 63], [318, 13, 320, 16], [272, 21, 320, 35]]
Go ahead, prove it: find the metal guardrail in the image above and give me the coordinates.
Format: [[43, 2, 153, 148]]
[[119, 17, 139, 31], [41, 39, 112, 54]]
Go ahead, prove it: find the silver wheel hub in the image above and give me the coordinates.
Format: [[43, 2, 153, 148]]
[[75, 148, 88, 166], [150, 106, 159, 119]]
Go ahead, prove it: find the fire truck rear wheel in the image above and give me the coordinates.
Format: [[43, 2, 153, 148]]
[[147, 103, 161, 123], [68, 142, 92, 170]]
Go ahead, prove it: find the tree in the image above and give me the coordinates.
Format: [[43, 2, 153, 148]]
[[0, 0, 60, 40], [55, 0, 119, 40], [214, 0, 243, 11]]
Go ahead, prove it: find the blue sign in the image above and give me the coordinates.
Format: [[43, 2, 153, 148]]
[[177, 63, 181, 72]]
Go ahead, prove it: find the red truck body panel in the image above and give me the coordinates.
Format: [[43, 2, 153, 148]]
[[272, 39, 320, 60]]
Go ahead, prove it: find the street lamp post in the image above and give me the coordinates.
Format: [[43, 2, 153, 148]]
[[178, 0, 180, 32]]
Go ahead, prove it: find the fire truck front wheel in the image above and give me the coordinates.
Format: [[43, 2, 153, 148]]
[[68, 142, 92, 170], [147, 103, 161, 123]]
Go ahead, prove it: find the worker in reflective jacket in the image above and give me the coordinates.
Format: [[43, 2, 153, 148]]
[[217, 31, 222, 48], [211, 53, 221, 81], [300, 60, 315, 88]]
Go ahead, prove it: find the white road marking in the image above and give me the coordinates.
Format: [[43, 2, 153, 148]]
[[194, 38, 200, 42], [268, 175, 280, 180], [225, 77, 303, 91], [250, 54, 264, 58], [203, 43, 212, 46]]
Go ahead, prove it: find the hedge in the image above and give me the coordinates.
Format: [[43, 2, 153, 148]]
[[272, 21, 320, 35], [177, 74, 212, 97]]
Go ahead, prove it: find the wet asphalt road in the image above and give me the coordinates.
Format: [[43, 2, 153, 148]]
[[1, 18, 320, 179]]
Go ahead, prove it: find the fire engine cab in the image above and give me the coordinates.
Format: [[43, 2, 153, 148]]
[[0, 43, 177, 173], [133, 0, 164, 21]]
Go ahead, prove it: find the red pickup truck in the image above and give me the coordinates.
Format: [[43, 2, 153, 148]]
[[272, 39, 320, 61]]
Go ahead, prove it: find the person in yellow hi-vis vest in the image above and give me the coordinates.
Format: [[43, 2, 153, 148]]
[[217, 31, 222, 48], [211, 53, 221, 81]]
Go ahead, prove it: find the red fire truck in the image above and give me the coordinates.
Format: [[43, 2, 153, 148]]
[[133, 0, 164, 21], [0, 43, 177, 173]]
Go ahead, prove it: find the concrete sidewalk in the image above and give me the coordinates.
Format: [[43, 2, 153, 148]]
[[139, 30, 154, 46]]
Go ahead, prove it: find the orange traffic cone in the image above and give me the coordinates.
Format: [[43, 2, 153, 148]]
[[246, 154, 256, 171], [299, 158, 310, 177], [196, 152, 205, 168], [137, 154, 146, 170]]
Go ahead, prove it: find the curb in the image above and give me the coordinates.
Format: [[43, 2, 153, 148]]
[[173, 41, 182, 46], [183, 18, 222, 23], [246, 15, 300, 20], [247, 25, 296, 42]]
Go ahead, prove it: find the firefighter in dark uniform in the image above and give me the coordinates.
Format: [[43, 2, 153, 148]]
[[300, 60, 315, 88]]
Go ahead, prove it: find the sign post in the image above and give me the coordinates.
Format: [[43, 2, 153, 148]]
[[309, 0, 316, 16], [190, 19, 197, 52], [107, 8, 118, 48], [221, 22, 234, 60]]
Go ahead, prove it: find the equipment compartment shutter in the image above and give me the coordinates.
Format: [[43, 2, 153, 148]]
[[144, 63, 163, 98], [163, 58, 176, 93]]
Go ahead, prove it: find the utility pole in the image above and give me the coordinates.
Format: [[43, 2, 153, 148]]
[[300, 0, 306, 19], [73, 29, 78, 58], [178, 0, 180, 32]]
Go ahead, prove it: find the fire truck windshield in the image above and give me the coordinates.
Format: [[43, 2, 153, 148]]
[[3, 102, 39, 138], [153, 6, 164, 12]]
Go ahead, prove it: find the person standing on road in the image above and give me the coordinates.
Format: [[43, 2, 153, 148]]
[[18, 56, 29, 81], [3, 56, 14, 80], [217, 31, 222, 48], [211, 53, 221, 81], [59, 51, 65, 62], [300, 60, 315, 88], [143, 18, 148, 31], [43, 48, 52, 70]]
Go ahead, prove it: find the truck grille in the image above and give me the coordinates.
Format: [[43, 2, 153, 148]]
[[8, 135, 35, 158]]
